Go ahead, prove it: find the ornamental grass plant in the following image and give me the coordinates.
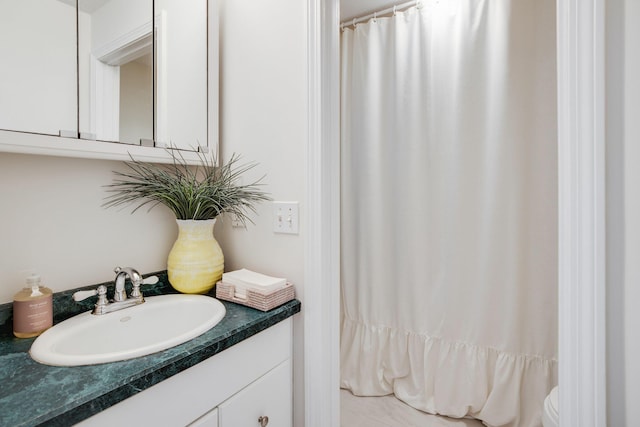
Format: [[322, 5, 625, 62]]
[[103, 150, 270, 225]]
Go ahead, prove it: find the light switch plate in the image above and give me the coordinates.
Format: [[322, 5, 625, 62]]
[[273, 202, 299, 234]]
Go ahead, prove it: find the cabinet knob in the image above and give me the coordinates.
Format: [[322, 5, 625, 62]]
[[258, 415, 269, 426]]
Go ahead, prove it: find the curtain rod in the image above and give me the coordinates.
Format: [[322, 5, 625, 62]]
[[340, 1, 420, 29]]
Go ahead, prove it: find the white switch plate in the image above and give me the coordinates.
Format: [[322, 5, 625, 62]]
[[273, 202, 299, 234]]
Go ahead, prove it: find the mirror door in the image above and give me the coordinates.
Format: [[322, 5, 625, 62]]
[[78, 0, 153, 145], [0, 0, 77, 137], [155, 0, 208, 150]]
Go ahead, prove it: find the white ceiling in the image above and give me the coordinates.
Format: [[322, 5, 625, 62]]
[[341, 0, 399, 22], [57, 0, 110, 14]]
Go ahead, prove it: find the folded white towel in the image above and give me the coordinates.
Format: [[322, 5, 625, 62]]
[[222, 269, 287, 297]]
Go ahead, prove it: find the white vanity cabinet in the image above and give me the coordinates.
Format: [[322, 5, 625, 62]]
[[189, 408, 218, 427], [77, 318, 292, 427], [192, 360, 291, 427]]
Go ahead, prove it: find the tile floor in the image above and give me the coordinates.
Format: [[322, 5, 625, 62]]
[[341, 389, 485, 427]]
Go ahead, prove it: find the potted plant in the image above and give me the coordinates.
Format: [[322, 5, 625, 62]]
[[103, 150, 270, 294]]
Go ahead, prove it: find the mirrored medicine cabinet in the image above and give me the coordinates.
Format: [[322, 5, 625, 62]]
[[0, 0, 218, 163]]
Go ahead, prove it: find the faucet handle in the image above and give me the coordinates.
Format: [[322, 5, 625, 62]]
[[73, 289, 97, 302], [131, 275, 159, 299], [142, 276, 159, 286], [73, 285, 109, 313], [73, 285, 107, 302]]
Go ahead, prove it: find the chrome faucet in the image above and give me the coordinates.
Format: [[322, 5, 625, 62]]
[[114, 267, 142, 302], [73, 267, 159, 315]]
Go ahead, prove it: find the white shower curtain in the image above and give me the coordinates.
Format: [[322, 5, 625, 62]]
[[340, 1, 557, 427]]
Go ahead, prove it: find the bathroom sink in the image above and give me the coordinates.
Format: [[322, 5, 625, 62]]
[[30, 294, 226, 366]]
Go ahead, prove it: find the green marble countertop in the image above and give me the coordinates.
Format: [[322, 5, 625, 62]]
[[0, 272, 301, 427]]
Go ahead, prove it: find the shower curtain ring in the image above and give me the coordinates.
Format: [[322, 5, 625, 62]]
[[393, 5, 397, 15], [373, 11, 377, 23]]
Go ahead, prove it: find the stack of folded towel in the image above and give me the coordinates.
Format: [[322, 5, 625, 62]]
[[216, 269, 294, 311]]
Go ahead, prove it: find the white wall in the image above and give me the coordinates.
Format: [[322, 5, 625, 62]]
[[606, 0, 640, 425], [0, 153, 177, 304], [216, 0, 308, 425], [90, 0, 150, 51], [605, 0, 625, 423], [119, 59, 153, 144], [622, 0, 640, 422], [340, 0, 397, 21]]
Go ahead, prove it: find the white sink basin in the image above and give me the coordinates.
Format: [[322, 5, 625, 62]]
[[30, 294, 226, 366]]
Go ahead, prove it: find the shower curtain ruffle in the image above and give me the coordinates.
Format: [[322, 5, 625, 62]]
[[340, 316, 557, 427]]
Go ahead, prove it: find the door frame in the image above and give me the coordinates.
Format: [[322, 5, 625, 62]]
[[304, 0, 608, 425], [305, 0, 341, 425], [556, 0, 607, 425]]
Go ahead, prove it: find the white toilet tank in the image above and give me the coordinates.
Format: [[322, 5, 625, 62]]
[[542, 386, 559, 427]]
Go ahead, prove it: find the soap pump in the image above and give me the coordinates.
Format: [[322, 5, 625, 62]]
[[13, 274, 53, 338]]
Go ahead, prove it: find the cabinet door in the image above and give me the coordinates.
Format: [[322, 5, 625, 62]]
[[0, 0, 77, 137], [189, 408, 218, 427], [218, 359, 291, 427]]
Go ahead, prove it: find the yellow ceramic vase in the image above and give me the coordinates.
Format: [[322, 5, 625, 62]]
[[167, 219, 224, 294]]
